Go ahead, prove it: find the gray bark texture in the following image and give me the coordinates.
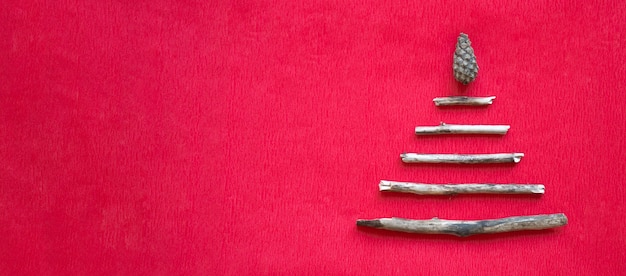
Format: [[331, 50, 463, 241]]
[[400, 153, 524, 164], [357, 214, 567, 237], [415, 123, 509, 135], [433, 96, 495, 106], [379, 180, 544, 195]]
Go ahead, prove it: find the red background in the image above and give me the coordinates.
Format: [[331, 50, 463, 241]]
[[1, 1, 625, 274]]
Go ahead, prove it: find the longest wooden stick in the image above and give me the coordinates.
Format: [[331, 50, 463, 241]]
[[357, 214, 567, 237], [401, 153, 524, 164], [379, 180, 544, 195]]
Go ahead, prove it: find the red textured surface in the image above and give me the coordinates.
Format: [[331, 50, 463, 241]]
[[1, 1, 626, 274]]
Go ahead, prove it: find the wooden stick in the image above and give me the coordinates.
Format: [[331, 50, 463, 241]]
[[400, 153, 524, 164], [415, 122, 509, 135], [357, 214, 567, 237], [379, 180, 544, 195], [433, 96, 495, 106]]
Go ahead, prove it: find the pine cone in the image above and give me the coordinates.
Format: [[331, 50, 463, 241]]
[[453, 33, 478, 85]]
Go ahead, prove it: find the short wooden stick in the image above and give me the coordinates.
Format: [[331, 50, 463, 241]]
[[433, 96, 496, 106], [415, 122, 509, 135], [357, 214, 567, 237], [400, 153, 524, 164], [379, 180, 544, 195]]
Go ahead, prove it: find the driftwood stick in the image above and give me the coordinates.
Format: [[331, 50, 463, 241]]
[[400, 153, 524, 164], [356, 214, 567, 237], [379, 180, 544, 195], [415, 122, 509, 135], [433, 96, 495, 106]]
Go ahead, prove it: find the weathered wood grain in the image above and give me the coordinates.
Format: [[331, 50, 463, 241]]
[[433, 96, 495, 106], [400, 153, 524, 164], [379, 180, 544, 195], [415, 123, 509, 135], [357, 214, 567, 237]]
